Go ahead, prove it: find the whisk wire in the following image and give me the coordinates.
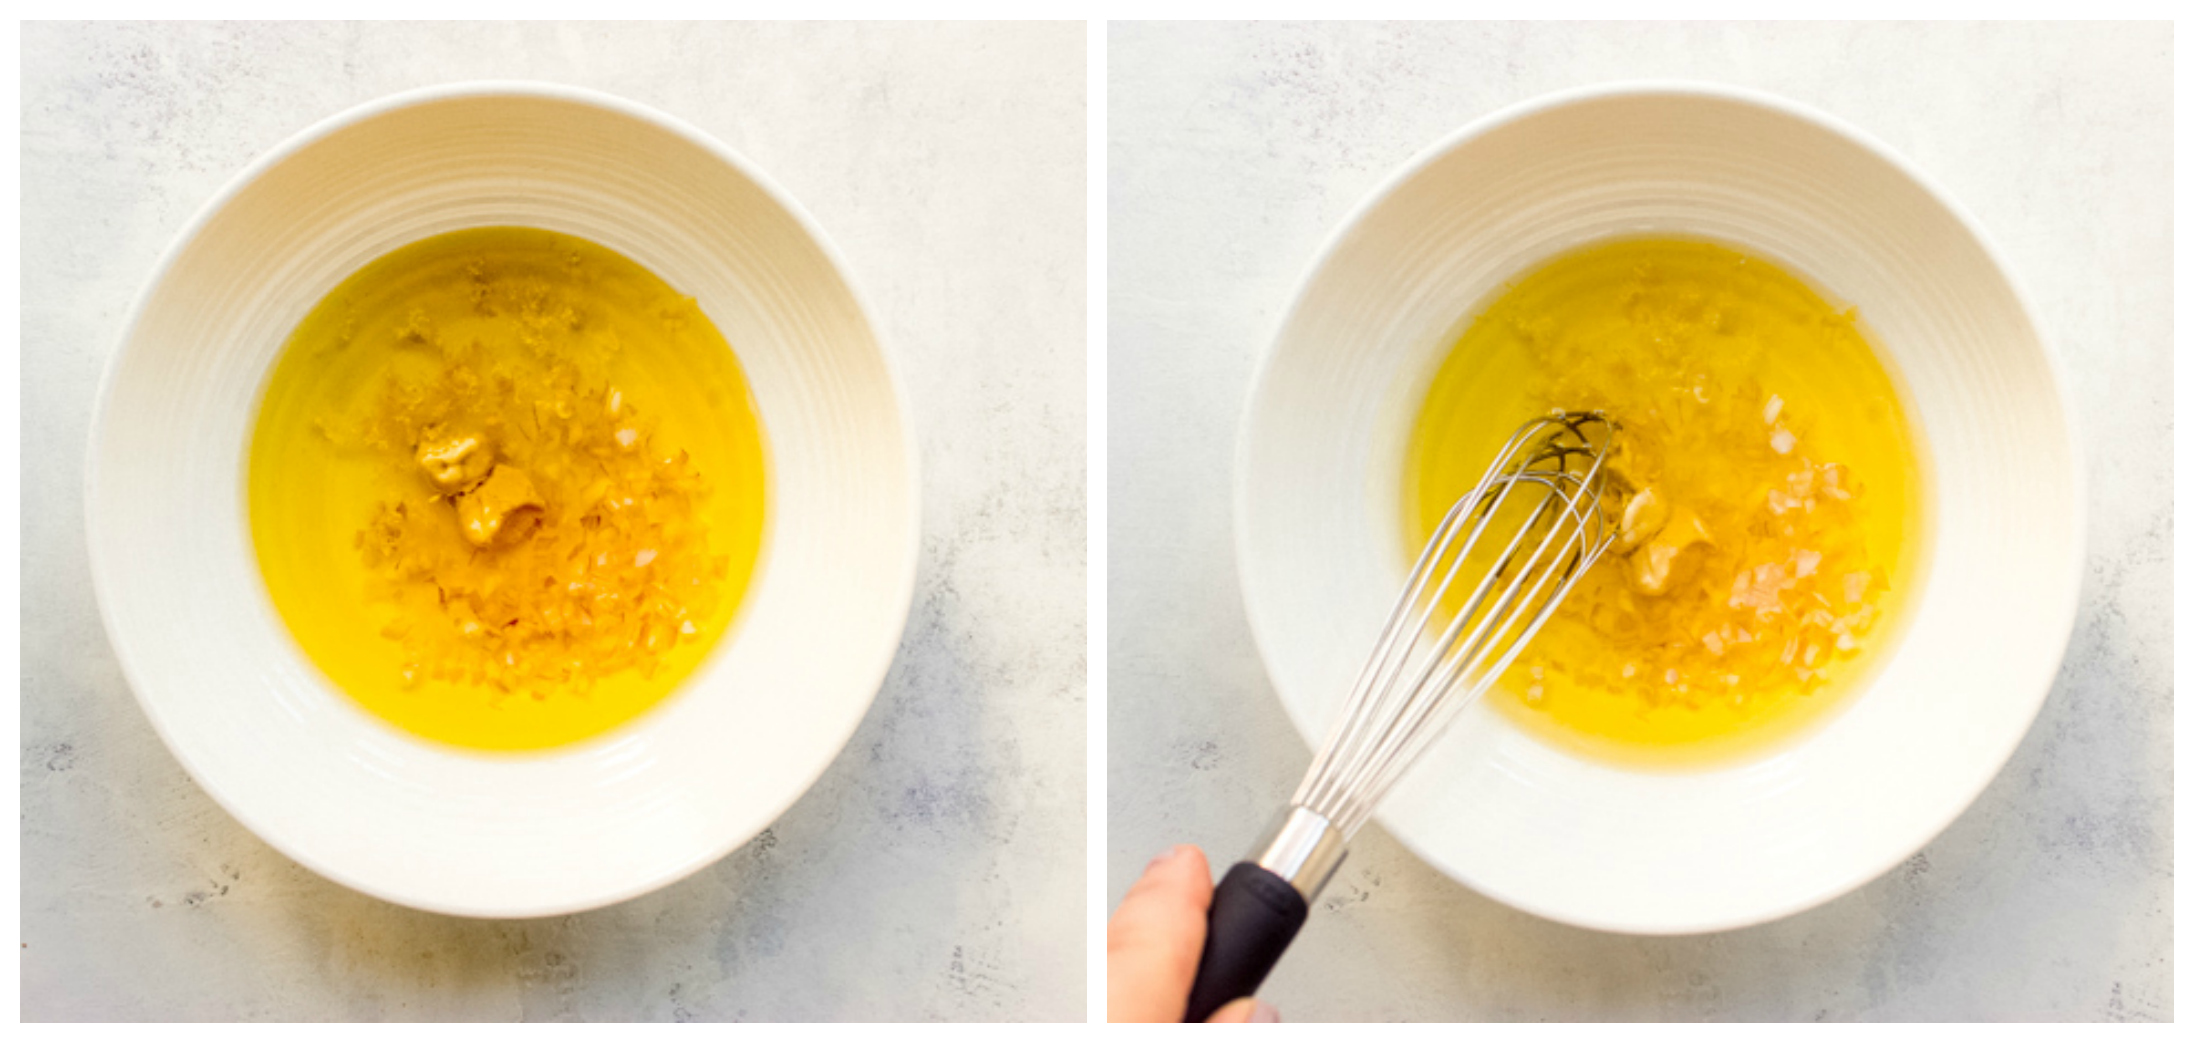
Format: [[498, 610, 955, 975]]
[[1347, 489, 1598, 834], [1317, 482, 1557, 828], [1290, 416, 1558, 813], [1291, 412, 1620, 838], [1347, 492, 1569, 823], [1291, 416, 1559, 816]]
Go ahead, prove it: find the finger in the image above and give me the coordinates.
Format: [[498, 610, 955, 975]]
[[1106, 844, 1215, 1022], [1207, 997, 1282, 1023]]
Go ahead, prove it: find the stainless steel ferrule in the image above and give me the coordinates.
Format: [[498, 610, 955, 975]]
[[1248, 805, 1348, 902]]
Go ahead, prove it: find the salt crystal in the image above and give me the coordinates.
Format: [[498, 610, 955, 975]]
[[1794, 549, 1821, 578], [616, 428, 639, 447], [1771, 428, 1797, 455], [1763, 395, 1784, 424], [635, 549, 658, 567], [1844, 571, 1870, 605]]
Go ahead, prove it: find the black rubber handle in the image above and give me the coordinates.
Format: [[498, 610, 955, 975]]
[[1182, 861, 1309, 1023]]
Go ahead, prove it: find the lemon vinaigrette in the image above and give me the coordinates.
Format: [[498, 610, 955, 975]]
[[249, 227, 767, 751], [1404, 238, 1929, 767]]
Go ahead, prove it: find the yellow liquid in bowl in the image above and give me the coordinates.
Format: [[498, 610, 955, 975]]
[[1404, 238, 1928, 767], [249, 227, 768, 752]]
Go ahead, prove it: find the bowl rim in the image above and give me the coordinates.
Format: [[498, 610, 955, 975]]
[[84, 80, 924, 918], [1232, 79, 2088, 933]]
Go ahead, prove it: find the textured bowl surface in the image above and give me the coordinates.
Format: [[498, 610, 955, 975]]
[[1236, 83, 2082, 934], [88, 84, 919, 917]]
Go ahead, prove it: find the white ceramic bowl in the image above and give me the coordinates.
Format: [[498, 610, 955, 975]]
[[1237, 83, 2082, 934], [88, 83, 919, 917]]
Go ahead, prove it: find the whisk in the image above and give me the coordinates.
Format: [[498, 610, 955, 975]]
[[1184, 410, 1622, 1022]]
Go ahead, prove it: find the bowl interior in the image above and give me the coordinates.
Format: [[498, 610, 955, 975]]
[[1236, 85, 2080, 933], [88, 86, 917, 917]]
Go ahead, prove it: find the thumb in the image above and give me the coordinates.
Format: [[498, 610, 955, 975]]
[[1207, 996, 1283, 1023], [1106, 845, 1214, 1021]]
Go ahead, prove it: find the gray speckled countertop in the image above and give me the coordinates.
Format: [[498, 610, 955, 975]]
[[21, 22, 1085, 1022], [1107, 22, 2171, 1021]]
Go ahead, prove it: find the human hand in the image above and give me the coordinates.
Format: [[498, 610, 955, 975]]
[[1107, 844, 1281, 1023]]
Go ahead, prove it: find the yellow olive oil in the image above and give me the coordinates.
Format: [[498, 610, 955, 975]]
[[1404, 238, 1927, 767], [249, 227, 767, 751]]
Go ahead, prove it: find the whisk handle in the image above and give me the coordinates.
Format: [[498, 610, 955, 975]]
[[1182, 862, 1308, 1022]]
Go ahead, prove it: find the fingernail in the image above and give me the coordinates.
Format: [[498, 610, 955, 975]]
[[1249, 999, 1281, 1023], [1147, 844, 1186, 870]]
